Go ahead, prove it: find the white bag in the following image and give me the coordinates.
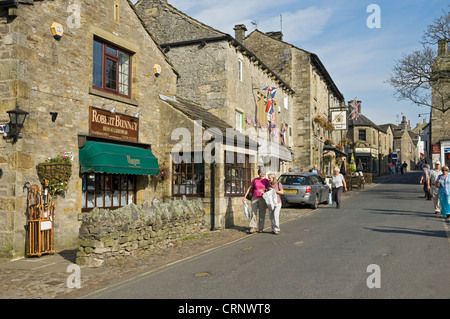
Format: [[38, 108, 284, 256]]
[[328, 192, 333, 205], [243, 201, 250, 219], [263, 189, 277, 211]]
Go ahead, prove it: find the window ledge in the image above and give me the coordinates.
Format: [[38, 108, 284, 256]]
[[89, 87, 139, 106]]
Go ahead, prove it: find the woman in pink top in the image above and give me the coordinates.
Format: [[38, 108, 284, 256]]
[[243, 168, 270, 233]]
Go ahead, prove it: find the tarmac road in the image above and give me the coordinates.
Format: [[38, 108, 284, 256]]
[[80, 172, 450, 299]]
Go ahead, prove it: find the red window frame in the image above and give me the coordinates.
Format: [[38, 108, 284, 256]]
[[92, 38, 132, 99]]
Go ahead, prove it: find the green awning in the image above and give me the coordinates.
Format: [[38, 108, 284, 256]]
[[79, 141, 159, 175]]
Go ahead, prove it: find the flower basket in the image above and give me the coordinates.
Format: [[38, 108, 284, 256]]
[[37, 153, 73, 195], [37, 163, 72, 195]]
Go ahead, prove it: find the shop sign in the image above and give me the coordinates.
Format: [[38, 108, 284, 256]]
[[432, 144, 441, 154], [89, 106, 139, 143]]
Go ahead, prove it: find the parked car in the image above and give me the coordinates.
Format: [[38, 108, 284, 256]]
[[278, 172, 330, 209]]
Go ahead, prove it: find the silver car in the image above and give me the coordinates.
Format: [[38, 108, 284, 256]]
[[278, 172, 330, 209]]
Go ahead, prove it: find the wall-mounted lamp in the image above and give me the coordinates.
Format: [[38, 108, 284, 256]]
[[134, 110, 140, 118], [4, 101, 29, 144], [50, 112, 58, 122]]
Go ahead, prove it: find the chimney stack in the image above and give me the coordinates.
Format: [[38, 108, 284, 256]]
[[265, 31, 283, 41], [233, 24, 247, 44]]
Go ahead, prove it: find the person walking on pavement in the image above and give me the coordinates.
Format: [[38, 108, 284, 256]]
[[435, 165, 450, 219], [420, 163, 432, 200], [267, 173, 283, 235], [243, 168, 270, 233], [332, 167, 347, 209], [430, 161, 442, 214]]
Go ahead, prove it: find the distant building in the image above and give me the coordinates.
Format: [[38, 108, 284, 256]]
[[347, 102, 392, 175], [379, 116, 419, 171]]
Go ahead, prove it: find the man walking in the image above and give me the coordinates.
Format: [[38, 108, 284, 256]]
[[430, 161, 442, 214]]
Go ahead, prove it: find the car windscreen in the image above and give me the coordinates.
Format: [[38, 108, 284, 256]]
[[278, 175, 308, 185]]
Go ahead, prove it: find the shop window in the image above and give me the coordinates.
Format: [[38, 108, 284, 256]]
[[224, 152, 251, 196], [81, 173, 136, 211], [93, 38, 132, 98], [172, 153, 205, 197]]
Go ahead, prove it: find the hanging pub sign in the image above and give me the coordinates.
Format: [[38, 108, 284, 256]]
[[331, 110, 347, 130], [89, 106, 139, 143]]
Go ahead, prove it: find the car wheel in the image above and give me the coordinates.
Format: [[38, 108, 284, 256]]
[[311, 194, 319, 210]]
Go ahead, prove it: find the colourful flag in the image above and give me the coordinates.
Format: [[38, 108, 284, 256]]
[[265, 98, 273, 113], [280, 122, 286, 145], [350, 98, 359, 120], [262, 86, 278, 99]]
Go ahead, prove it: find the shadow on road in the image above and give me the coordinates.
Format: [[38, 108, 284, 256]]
[[364, 225, 448, 239]]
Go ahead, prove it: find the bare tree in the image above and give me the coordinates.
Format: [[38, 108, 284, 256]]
[[388, 8, 450, 113]]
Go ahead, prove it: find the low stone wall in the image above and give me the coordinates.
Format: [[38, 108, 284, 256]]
[[76, 198, 206, 267]]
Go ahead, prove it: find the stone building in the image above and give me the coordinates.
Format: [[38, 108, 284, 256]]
[[430, 40, 450, 166], [347, 105, 392, 175], [379, 116, 419, 171], [242, 29, 346, 173], [135, 0, 295, 228], [0, 0, 180, 259]]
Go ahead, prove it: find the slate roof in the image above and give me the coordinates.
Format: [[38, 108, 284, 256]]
[[160, 95, 258, 150]]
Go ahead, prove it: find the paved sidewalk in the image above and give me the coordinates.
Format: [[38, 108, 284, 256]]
[[0, 173, 395, 299]]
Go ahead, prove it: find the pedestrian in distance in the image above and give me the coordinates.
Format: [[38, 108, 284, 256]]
[[419, 163, 432, 200], [331, 167, 347, 209], [435, 165, 450, 219], [430, 161, 442, 214], [309, 164, 319, 174], [402, 161, 408, 174], [243, 168, 270, 233], [267, 173, 283, 235]]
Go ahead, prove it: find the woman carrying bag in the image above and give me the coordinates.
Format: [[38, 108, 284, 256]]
[[436, 165, 450, 219], [267, 173, 283, 235], [243, 168, 270, 234], [332, 167, 347, 209]]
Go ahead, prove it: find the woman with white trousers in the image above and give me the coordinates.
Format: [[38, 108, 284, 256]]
[[267, 173, 284, 234]]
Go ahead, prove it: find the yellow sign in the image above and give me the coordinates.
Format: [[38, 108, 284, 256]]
[[51, 22, 64, 40], [154, 64, 161, 76]]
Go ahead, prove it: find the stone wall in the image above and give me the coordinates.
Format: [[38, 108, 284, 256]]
[[76, 197, 205, 267]]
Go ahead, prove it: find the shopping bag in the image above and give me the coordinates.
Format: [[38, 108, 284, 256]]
[[243, 201, 250, 219], [263, 189, 276, 211], [328, 192, 333, 205]]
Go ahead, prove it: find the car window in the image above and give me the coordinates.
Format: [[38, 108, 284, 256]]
[[310, 175, 323, 184], [278, 175, 307, 185], [308, 176, 317, 184]]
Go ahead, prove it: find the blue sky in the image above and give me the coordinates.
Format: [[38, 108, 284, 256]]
[[133, 0, 447, 128]]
